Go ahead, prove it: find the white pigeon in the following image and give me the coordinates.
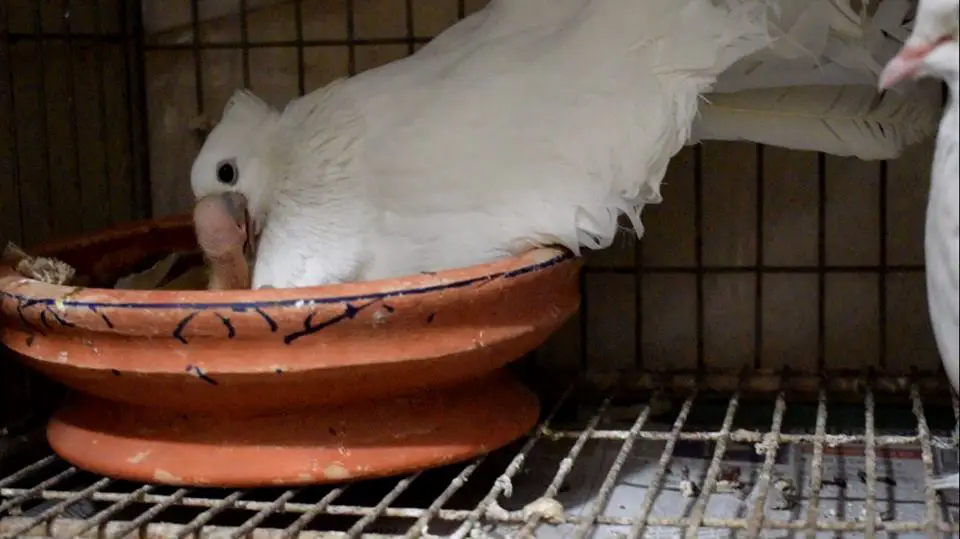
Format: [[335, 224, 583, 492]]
[[879, 0, 959, 491], [190, 0, 916, 289]]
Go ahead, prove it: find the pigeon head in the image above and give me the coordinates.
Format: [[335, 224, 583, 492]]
[[190, 89, 279, 241], [879, 0, 959, 89]]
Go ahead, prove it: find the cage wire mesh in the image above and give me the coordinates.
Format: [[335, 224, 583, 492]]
[[0, 0, 959, 537]]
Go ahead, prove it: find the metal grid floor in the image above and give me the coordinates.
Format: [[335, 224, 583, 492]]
[[1, 372, 958, 539]]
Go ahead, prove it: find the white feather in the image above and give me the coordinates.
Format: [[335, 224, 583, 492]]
[[690, 83, 940, 158], [714, 0, 914, 92], [191, 0, 927, 288], [244, 0, 778, 286]]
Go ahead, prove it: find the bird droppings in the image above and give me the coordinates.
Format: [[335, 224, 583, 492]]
[[323, 463, 350, 480], [297, 473, 314, 481], [772, 477, 799, 510], [127, 450, 152, 464], [679, 465, 700, 498], [56, 351, 69, 364], [520, 497, 565, 524], [153, 469, 182, 484]]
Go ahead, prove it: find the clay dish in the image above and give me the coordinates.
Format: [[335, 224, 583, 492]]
[[0, 215, 582, 487]]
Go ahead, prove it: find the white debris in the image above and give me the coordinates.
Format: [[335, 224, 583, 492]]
[[520, 497, 565, 524]]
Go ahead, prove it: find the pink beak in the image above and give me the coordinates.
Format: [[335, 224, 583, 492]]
[[878, 42, 937, 90]]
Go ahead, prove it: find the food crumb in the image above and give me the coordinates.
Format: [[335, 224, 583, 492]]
[[520, 497, 564, 524]]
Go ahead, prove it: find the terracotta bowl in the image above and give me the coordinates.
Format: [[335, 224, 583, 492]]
[[0, 215, 582, 487]]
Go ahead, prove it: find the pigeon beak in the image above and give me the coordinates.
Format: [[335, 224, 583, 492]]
[[879, 42, 935, 90], [878, 33, 956, 91], [194, 192, 254, 290], [194, 192, 249, 249]]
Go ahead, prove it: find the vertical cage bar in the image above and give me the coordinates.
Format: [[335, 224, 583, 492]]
[[694, 145, 705, 372], [863, 383, 878, 537], [239, 0, 250, 88], [743, 384, 787, 538], [817, 152, 827, 372], [0, 0, 24, 245], [345, 474, 419, 538], [280, 487, 345, 538], [345, 0, 356, 75], [33, 1, 55, 245], [579, 270, 589, 370], [803, 386, 828, 539], [754, 144, 764, 368], [0, 477, 113, 539], [124, 0, 152, 219], [72, 484, 155, 536], [174, 490, 246, 539], [627, 391, 695, 539], [107, 488, 190, 539], [228, 489, 299, 539], [454, 386, 574, 538], [404, 0, 415, 55], [293, 0, 305, 96], [190, 0, 204, 115], [909, 383, 942, 539], [92, 0, 112, 221], [571, 393, 666, 539], [457, 0, 466, 19], [878, 161, 888, 369], [405, 460, 482, 538], [62, 0, 85, 232], [684, 388, 742, 538], [517, 397, 614, 538], [634, 213, 645, 365]]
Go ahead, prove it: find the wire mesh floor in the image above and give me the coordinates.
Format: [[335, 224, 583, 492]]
[[1, 372, 958, 539]]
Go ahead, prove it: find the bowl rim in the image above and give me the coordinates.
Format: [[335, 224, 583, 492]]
[[0, 214, 579, 310]]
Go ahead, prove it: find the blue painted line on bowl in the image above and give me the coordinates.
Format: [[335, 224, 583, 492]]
[[0, 251, 575, 312]]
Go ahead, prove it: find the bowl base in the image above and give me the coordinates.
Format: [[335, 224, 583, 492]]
[[47, 370, 539, 488]]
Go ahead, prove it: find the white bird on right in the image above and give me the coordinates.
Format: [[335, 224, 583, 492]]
[[879, 0, 959, 491]]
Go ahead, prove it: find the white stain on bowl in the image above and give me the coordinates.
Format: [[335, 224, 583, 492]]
[[127, 450, 152, 464], [153, 469, 182, 484], [323, 463, 350, 480]]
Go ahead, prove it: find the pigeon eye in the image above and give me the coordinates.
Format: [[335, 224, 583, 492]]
[[216, 159, 238, 186]]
